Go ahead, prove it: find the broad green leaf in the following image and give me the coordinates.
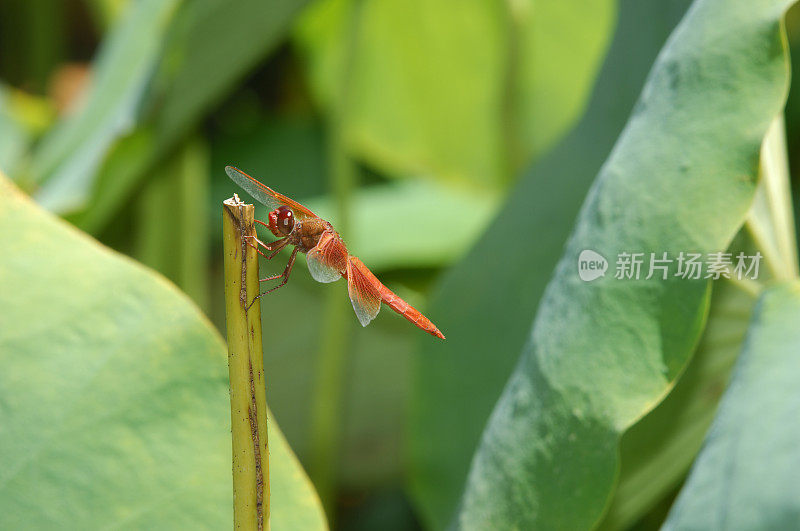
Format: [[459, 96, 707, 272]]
[[32, 0, 181, 214], [458, 0, 793, 528], [510, 0, 617, 168], [606, 127, 799, 528], [599, 244, 754, 529], [408, 1, 692, 528], [0, 175, 326, 530], [294, 0, 615, 187], [663, 281, 800, 530], [599, 115, 798, 528]]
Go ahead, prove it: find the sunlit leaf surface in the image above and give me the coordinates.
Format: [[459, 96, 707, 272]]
[[0, 175, 326, 530]]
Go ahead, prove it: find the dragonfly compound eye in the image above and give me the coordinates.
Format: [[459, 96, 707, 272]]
[[276, 206, 294, 235]]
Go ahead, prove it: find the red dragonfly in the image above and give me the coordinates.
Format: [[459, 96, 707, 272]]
[[226, 166, 445, 340]]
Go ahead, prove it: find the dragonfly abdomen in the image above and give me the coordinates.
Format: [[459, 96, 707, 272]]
[[379, 285, 445, 340]]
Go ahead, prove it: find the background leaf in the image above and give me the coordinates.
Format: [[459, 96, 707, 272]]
[[293, 0, 615, 187], [408, 1, 692, 528], [0, 83, 53, 176], [31, 0, 180, 213], [305, 179, 500, 270], [4, 0, 800, 527], [458, 0, 793, 528], [599, 114, 799, 528], [598, 239, 754, 529], [32, 0, 311, 233], [509, 0, 617, 167], [663, 281, 800, 530], [0, 175, 326, 530], [135, 137, 210, 311], [143, 0, 311, 158]]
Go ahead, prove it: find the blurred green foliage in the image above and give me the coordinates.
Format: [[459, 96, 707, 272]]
[[30, 0, 179, 214], [3, 0, 800, 529], [294, 0, 615, 186]]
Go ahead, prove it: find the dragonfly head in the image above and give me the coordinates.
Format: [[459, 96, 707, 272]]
[[268, 206, 295, 236]]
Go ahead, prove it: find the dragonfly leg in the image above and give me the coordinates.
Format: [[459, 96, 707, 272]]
[[244, 235, 284, 259], [248, 247, 299, 310], [255, 240, 290, 281], [266, 238, 289, 260], [245, 238, 268, 258]]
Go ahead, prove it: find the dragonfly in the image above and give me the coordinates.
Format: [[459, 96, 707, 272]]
[[226, 166, 445, 340]]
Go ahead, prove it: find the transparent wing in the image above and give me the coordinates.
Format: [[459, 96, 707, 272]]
[[225, 166, 317, 219], [306, 231, 347, 283], [346, 257, 382, 327]]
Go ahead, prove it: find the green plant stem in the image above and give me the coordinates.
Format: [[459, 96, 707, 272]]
[[308, 289, 351, 515], [135, 137, 209, 311], [25, 0, 63, 94], [745, 114, 799, 281], [307, 147, 356, 515], [176, 138, 210, 310], [223, 196, 270, 531]]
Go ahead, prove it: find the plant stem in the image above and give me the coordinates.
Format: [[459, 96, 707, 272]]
[[176, 138, 210, 311], [136, 137, 209, 311], [222, 196, 270, 531], [308, 289, 351, 515], [729, 116, 799, 304], [745, 115, 799, 280]]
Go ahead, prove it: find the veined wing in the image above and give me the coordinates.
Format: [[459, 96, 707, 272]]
[[225, 166, 317, 219], [306, 230, 347, 283], [346, 256, 382, 327]]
